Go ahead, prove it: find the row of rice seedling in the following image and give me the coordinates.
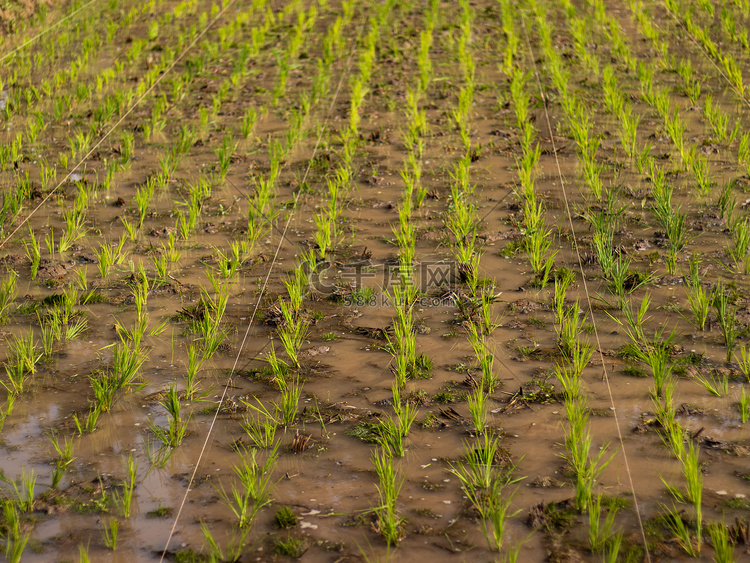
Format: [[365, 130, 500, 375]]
[[581, 0, 736, 355], [601, 2, 750, 284], [664, 0, 747, 98], [199, 4, 387, 558], [194, 6, 374, 557], [0, 0, 213, 237], [0, 0, 149, 122]]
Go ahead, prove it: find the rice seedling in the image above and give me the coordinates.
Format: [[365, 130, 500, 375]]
[[2, 469, 36, 512], [72, 405, 101, 435], [49, 433, 76, 489], [241, 399, 278, 449], [135, 179, 155, 228], [729, 217, 750, 274], [704, 95, 738, 145], [662, 504, 700, 556], [713, 283, 739, 363], [2, 502, 30, 563], [163, 232, 181, 263], [738, 386, 749, 423], [708, 521, 735, 563], [467, 388, 488, 435], [78, 543, 90, 563], [114, 453, 138, 518], [664, 437, 703, 536], [217, 442, 280, 528], [557, 301, 585, 358], [588, 494, 619, 553], [683, 255, 710, 331], [91, 342, 146, 411], [561, 388, 614, 512], [102, 518, 119, 550], [96, 236, 127, 279], [241, 106, 257, 139], [693, 371, 729, 397], [120, 216, 138, 242], [371, 447, 405, 546], [390, 384, 417, 439], [214, 130, 237, 183], [22, 227, 41, 280], [149, 384, 189, 448], [276, 375, 301, 428], [0, 271, 18, 322]]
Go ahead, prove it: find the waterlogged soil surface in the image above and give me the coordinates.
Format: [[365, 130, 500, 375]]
[[1, 0, 750, 561]]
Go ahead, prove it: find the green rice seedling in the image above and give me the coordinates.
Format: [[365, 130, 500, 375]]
[[149, 384, 189, 447], [557, 302, 585, 357], [102, 518, 119, 550], [467, 388, 488, 435], [72, 405, 101, 435], [96, 236, 127, 279], [693, 371, 728, 397], [478, 288, 501, 335], [683, 255, 710, 331], [662, 504, 699, 555], [391, 384, 417, 439], [0, 270, 18, 322], [22, 227, 41, 280], [183, 344, 206, 402], [49, 433, 75, 488], [556, 362, 582, 402], [214, 242, 244, 279], [451, 433, 508, 494], [652, 378, 679, 435], [114, 453, 137, 518], [378, 416, 406, 458], [215, 130, 237, 183], [636, 142, 653, 174], [739, 387, 749, 423], [163, 232, 181, 263], [78, 543, 90, 563], [217, 442, 280, 528], [241, 106, 257, 139], [588, 494, 619, 553], [713, 283, 739, 362], [135, 179, 155, 228], [277, 375, 301, 428], [119, 131, 134, 169], [568, 340, 593, 379], [466, 326, 497, 392], [689, 149, 712, 197], [143, 439, 175, 471], [2, 469, 37, 512], [553, 269, 574, 325], [2, 502, 30, 563], [241, 399, 278, 449], [120, 217, 138, 242], [730, 218, 750, 274], [150, 253, 168, 283], [562, 396, 614, 512], [199, 523, 251, 563], [371, 447, 405, 546], [704, 95, 737, 144], [277, 316, 309, 370], [7, 332, 42, 376], [668, 437, 703, 526], [708, 521, 734, 563]]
